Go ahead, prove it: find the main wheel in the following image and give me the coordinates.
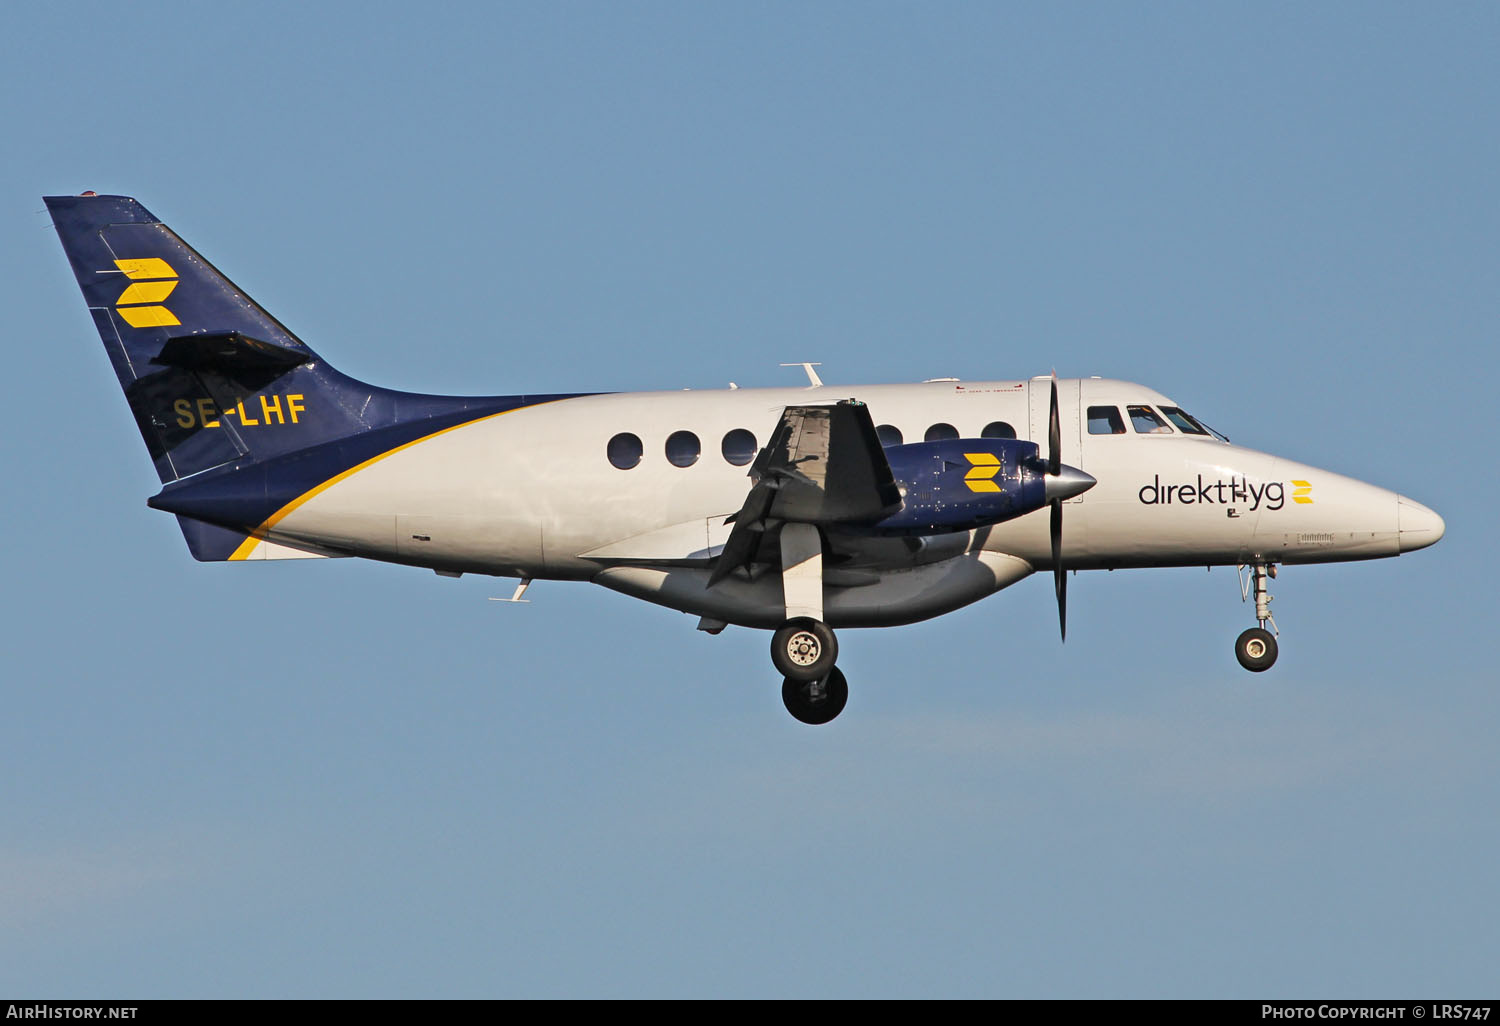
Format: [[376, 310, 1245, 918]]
[[770, 617, 838, 682], [782, 667, 849, 725], [1235, 627, 1279, 672]]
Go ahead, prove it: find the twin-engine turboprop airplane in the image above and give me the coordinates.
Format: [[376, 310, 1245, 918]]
[[47, 193, 1446, 724]]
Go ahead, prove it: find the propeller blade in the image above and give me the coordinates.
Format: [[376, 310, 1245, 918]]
[[1047, 373, 1066, 638], [1052, 498, 1066, 641], [1048, 374, 1061, 477]]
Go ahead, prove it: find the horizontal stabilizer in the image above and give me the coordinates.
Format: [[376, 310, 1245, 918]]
[[152, 331, 310, 375]]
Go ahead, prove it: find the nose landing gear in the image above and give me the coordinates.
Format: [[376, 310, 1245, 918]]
[[1235, 626, 1278, 672], [1235, 562, 1279, 672]]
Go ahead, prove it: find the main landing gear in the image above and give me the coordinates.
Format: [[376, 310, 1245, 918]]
[[1235, 562, 1279, 672], [771, 617, 838, 681], [771, 617, 847, 724], [782, 667, 849, 725]]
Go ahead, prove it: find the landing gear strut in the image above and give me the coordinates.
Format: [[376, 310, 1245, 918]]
[[1235, 562, 1279, 672], [770, 524, 848, 722]]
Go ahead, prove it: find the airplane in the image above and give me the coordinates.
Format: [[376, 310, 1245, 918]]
[[45, 192, 1446, 724]]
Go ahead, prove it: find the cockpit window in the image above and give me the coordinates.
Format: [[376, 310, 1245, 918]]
[[1159, 406, 1231, 443], [1200, 420, 1230, 443], [1087, 406, 1125, 435], [1128, 405, 1172, 434], [1159, 406, 1209, 435]]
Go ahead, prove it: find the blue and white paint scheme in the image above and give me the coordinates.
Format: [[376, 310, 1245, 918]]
[[47, 193, 1445, 723]]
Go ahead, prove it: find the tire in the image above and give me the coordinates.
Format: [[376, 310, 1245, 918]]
[[782, 667, 849, 725], [1235, 627, 1278, 672], [770, 618, 838, 682]]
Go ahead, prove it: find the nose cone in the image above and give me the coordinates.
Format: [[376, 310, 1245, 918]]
[[1045, 465, 1097, 503], [1397, 495, 1445, 553]]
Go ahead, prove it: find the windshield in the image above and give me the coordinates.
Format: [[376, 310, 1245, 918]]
[[1160, 406, 1230, 443]]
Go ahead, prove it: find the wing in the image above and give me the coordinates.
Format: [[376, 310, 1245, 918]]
[[709, 401, 901, 586]]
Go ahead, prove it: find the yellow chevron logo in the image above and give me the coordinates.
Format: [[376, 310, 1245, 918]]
[[113, 258, 180, 328], [963, 452, 1002, 493], [1291, 479, 1314, 504]]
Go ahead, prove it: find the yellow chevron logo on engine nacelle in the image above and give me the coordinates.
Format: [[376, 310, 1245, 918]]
[[113, 258, 180, 328], [963, 452, 1002, 493]]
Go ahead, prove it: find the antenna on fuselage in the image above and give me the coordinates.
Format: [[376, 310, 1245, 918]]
[[780, 362, 824, 388], [489, 578, 532, 604]]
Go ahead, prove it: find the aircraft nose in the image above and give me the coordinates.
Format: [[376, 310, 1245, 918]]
[[1397, 495, 1445, 553]]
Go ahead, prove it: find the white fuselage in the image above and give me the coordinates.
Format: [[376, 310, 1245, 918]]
[[242, 377, 1441, 629]]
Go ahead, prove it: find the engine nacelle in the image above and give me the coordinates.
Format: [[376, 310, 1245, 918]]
[[871, 438, 1050, 535]]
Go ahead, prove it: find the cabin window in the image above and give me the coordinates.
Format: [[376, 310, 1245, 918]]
[[981, 421, 1016, 439], [1128, 405, 1172, 434], [721, 428, 757, 466], [1087, 406, 1125, 435], [665, 430, 701, 468], [876, 424, 903, 447], [924, 422, 959, 442], [607, 432, 643, 470]]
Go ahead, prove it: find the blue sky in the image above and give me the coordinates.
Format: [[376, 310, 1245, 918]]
[[2, 1, 1495, 997]]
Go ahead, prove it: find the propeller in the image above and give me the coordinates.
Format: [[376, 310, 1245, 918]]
[[1040, 374, 1096, 640], [1017, 374, 1094, 640], [1049, 374, 1066, 640]]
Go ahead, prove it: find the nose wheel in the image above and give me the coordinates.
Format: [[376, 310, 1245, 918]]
[[1235, 626, 1278, 672], [1235, 562, 1280, 672]]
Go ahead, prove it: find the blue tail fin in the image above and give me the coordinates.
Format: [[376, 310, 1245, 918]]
[[45, 193, 351, 483], [48, 193, 587, 560]]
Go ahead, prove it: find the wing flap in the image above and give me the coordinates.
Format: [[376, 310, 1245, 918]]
[[710, 401, 900, 586], [753, 401, 901, 523]]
